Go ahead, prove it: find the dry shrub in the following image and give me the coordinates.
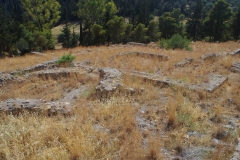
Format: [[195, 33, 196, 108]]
[[212, 126, 228, 140], [208, 144, 235, 160], [166, 100, 178, 129], [198, 90, 207, 100], [211, 105, 223, 123], [221, 56, 233, 69]]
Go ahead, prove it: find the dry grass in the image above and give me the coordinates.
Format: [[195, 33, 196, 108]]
[[0, 100, 163, 160], [0, 41, 240, 159]]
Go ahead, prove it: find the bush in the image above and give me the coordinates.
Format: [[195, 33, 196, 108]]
[[159, 34, 192, 50], [57, 54, 76, 67], [57, 33, 65, 43]]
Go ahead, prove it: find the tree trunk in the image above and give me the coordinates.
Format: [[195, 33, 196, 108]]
[[0, 47, 3, 57], [79, 19, 83, 46]]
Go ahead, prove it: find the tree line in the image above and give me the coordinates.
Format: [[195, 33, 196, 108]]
[[0, 0, 240, 57]]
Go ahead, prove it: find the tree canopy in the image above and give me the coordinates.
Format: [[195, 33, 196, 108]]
[[0, 0, 240, 56]]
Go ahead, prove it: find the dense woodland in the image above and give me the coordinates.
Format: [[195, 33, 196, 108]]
[[0, 0, 240, 56]]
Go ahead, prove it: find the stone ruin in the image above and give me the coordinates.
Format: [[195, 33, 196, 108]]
[[0, 99, 72, 115], [230, 62, 240, 73], [201, 53, 216, 61], [175, 58, 194, 67], [231, 138, 240, 160], [109, 51, 169, 62], [127, 42, 146, 46], [0, 73, 15, 86], [10, 59, 58, 75], [230, 49, 240, 56], [96, 68, 123, 98], [120, 69, 227, 93]]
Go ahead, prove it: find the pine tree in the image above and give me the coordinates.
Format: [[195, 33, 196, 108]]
[[70, 27, 79, 48], [20, 0, 61, 50], [123, 24, 133, 43], [132, 23, 147, 43], [106, 16, 126, 44], [61, 23, 71, 48], [204, 0, 232, 42], [138, 0, 150, 26], [232, 6, 240, 41], [0, 4, 18, 57], [186, 0, 203, 40], [158, 12, 178, 39], [92, 24, 106, 45], [20, 0, 61, 32], [146, 20, 160, 41], [75, 0, 106, 45]]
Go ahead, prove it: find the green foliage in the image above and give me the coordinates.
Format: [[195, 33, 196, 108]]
[[146, 20, 161, 41], [232, 6, 240, 41], [158, 12, 178, 39], [32, 30, 56, 51], [18, 0, 60, 51], [92, 24, 106, 45], [70, 30, 79, 48], [58, 24, 79, 48], [138, 0, 150, 26], [186, 0, 204, 40], [20, 0, 61, 31], [57, 54, 76, 67], [160, 34, 191, 50], [16, 38, 29, 55], [57, 34, 65, 44], [106, 16, 126, 44], [132, 23, 148, 43], [104, 0, 118, 23], [61, 23, 71, 48], [123, 24, 133, 43], [0, 4, 19, 57], [204, 0, 233, 42], [75, 0, 106, 46]]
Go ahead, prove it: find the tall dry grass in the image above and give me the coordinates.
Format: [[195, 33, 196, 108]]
[[0, 100, 163, 160], [0, 41, 240, 159]]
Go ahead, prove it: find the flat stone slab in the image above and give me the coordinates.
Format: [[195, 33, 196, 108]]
[[35, 69, 73, 80], [230, 49, 240, 56], [127, 42, 146, 46], [230, 62, 240, 73], [0, 98, 72, 115], [31, 51, 46, 56], [202, 74, 228, 92], [109, 51, 168, 62], [201, 53, 216, 60], [175, 58, 194, 67]]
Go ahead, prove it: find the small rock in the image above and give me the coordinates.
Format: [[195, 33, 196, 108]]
[[230, 62, 240, 73], [225, 125, 234, 130]]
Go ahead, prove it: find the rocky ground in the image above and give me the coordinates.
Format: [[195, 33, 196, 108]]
[[0, 44, 240, 159]]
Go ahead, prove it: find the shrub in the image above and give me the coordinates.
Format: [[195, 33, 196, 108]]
[[57, 54, 76, 67], [159, 34, 192, 50], [57, 33, 65, 43]]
